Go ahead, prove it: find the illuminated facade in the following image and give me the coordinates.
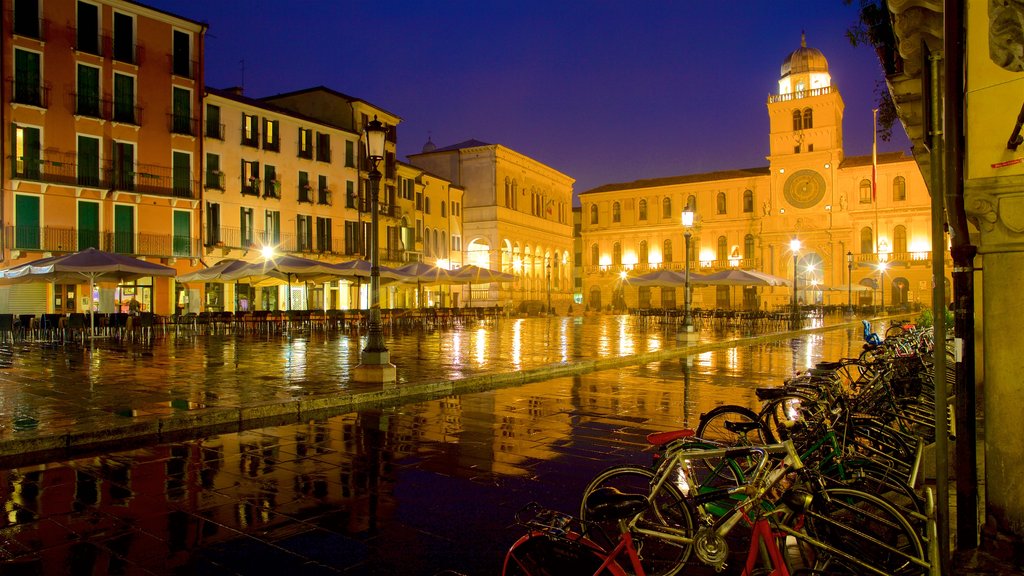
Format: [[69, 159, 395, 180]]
[[1, 0, 206, 314], [409, 141, 574, 310], [579, 35, 945, 312]]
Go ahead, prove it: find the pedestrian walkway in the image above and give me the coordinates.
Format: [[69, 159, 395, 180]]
[[0, 313, 862, 464]]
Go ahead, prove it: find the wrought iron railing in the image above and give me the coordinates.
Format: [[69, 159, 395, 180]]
[[4, 226, 199, 259]]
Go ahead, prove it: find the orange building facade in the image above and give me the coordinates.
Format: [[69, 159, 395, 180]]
[[1, 0, 205, 314]]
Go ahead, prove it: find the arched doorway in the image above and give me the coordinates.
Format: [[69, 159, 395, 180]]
[[891, 277, 910, 309], [589, 286, 602, 311]]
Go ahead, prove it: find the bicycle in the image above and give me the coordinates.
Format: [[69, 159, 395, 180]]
[[503, 489, 654, 575]]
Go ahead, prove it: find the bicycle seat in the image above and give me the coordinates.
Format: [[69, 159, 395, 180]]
[[584, 487, 649, 522], [646, 429, 694, 446], [755, 387, 791, 400]]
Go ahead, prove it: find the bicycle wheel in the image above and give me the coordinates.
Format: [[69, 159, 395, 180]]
[[696, 405, 772, 445], [802, 487, 926, 575], [578, 465, 693, 576], [503, 531, 625, 576]]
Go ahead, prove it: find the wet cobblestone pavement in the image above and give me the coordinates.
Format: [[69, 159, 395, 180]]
[[0, 314, 1017, 574]]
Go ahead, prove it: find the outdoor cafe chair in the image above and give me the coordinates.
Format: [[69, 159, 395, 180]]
[[0, 314, 15, 344]]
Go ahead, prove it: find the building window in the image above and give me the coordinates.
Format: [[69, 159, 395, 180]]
[[298, 171, 311, 203], [112, 141, 134, 190], [113, 204, 135, 253], [77, 135, 100, 187], [662, 197, 672, 219], [717, 236, 728, 261], [294, 127, 312, 159], [113, 73, 136, 123], [612, 202, 621, 223], [345, 140, 354, 167], [205, 152, 223, 190], [716, 192, 727, 215], [240, 207, 254, 247], [504, 177, 511, 207], [112, 12, 136, 64], [742, 190, 753, 213], [14, 194, 41, 250], [638, 199, 647, 220], [591, 244, 599, 266], [639, 240, 648, 264], [206, 202, 221, 245], [860, 227, 874, 254], [172, 30, 193, 78], [263, 165, 278, 198], [318, 175, 330, 205], [589, 204, 598, 225], [803, 108, 813, 129], [792, 109, 802, 131], [441, 201, 447, 218], [316, 217, 332, 252], [686, 195, 696, 213], [297, 215, 313, 251], [893, 225, 907, 254], [76, 1, 100, 54], [744, 234, 754, 258], [892, 176, 906, 201], [172, 210, 191, 257], [241, 159, 260, 195], [205, 104, 223, 139], [75, 64, 100, 117], [315, 132, 331, 162], [172, 151, 192, 197], [171, 87, 193, 134], [612, 243, 622, 265], [265, 210, 281, 245], [12, 125, 41, 180], [859, 179, 873, 203], [242, 113, 259, 147], [262, 118, 280, 151], [14, 49, 43, 107]]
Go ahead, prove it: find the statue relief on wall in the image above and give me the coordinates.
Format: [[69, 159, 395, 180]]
[[991, 0, 1024, 72]]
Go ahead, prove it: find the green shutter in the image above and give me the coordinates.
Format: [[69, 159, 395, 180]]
[[77, 64, 99, 116], [14, 49, 40, 105], [76, 1, 99, 53], [14, 195, 40, 250], [77, 135, 100, 186], [114, 204, 134, 253], [173, 210, 190, 256], [114, 74, 134, 122], [77, 201, 99, 250], [172, 151, 191, 196], [172, 87, 191, 133]]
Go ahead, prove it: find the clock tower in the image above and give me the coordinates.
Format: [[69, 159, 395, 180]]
[[766, 34, 845, 215]]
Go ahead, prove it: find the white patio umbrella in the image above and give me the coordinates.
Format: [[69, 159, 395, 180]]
[[627, 269, 710, 287], [222, 255, 341, 310], [447, 265, 515, 305], [326, 259, 403, 308], [394, 262, 460, 307], [0, 247, 177, 333], [700, 269, 791, 286]]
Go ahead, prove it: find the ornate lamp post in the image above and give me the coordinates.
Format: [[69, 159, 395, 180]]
[[878, 260, 888, 316], [679, 206, 696, 340], [790, 238, 801, 329], [353, 116, 396, 383], [546, 262, 552, 315], [846, 251, 854, 317]]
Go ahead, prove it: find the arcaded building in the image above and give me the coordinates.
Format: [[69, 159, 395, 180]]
[[579, 36, 944, 313]]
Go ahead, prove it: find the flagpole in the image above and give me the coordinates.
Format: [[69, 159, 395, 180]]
[[872, 108, 880, 312]]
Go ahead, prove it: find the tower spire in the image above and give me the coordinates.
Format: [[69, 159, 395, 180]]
[[801, 31, 806, 48]]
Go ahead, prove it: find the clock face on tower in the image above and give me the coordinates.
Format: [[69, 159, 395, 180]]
[[783, 169, 826, 209]]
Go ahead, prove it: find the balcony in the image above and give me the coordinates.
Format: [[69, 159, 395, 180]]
[[240, 129, 259, 148], [4, 225, 200, 259], [768, 85, 834, 104], [264, 180, 281, 199], [110, 39, 143, 65], [110, 100, 143, 125], [205, 121, 225, 140], [241, 178, 261, 197], [205, 171, 225, 190], [263, 138, 280, 153], [4, 148, 198, 198], [298, 185, 314, 204], [318, 188, 331, 206], [9, 78, 49, 108], [69, 91, 104, 118], [168, 113, 198, 136]]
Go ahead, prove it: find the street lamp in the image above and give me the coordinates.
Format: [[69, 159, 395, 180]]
[[878, 260, 888, 316], [546, 263, 552, 315], [846, 251, 854, 317], [790, 238, 801, 329], [353, 115, 396, 383], [680, 206, 695, 337]]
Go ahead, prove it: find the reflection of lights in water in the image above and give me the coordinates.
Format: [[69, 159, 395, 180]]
[[511, 319, 523, 370], [452, 331, 462, 367], [598, 322, 611, 357], [698, 351, 713, 364], [618, 319, 634, 356], [475, 326, 487, 365], [559, 318, 568, 362], [727, 347, 738, 370]]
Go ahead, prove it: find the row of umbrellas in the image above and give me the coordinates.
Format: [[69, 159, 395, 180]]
[[628, 268, 873, 292], [0, 249, 515, 288]]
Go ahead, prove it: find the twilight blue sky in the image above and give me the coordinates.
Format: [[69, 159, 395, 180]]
[[148, 0, 910, 196]]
